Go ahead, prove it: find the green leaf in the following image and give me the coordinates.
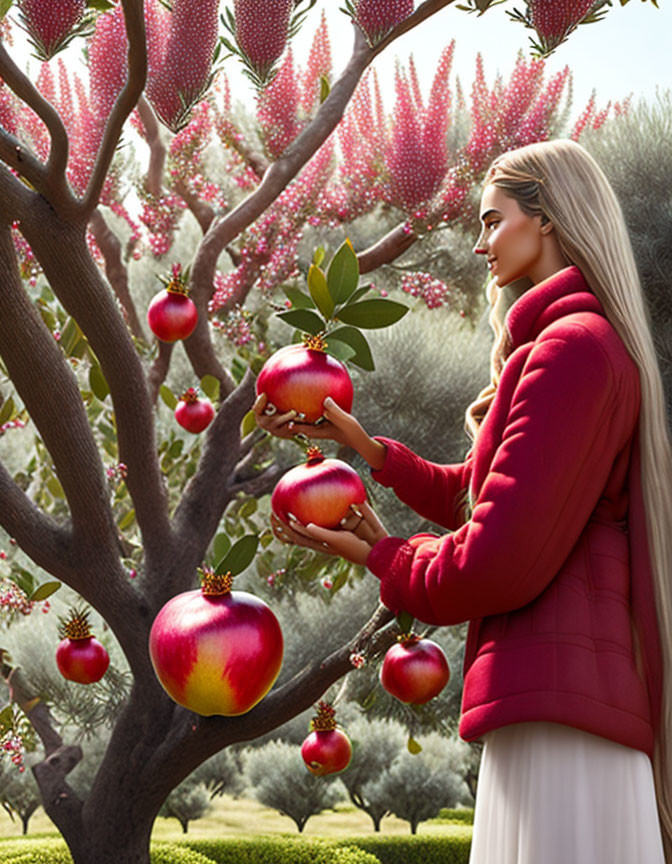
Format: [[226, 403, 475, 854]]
[[0, 0, 15, 18], [336, 299, 408, 329], [239, 498, 258, 519], [327, 327, 375, 371], [241, 409, 257, 438], [215, 534, 259, 577], [0, 705, 13, 728], [0, 396, 15, 426], [320, 75, 330, 104], [10, 566, 35, 597], [89, 364, 110, 401], [118, 509, 136, 530], [30, 581, 61, 603], [87, 0, 115, 8], [159, 385, 178, 411], [200, 374, 220, 403], [342, 285, 372, 307], [327, 239, 360, 305], [312, 246, 326, 268], [59, 318, 83, 356], [324, 339, 356, 363], [396, 610, 414, 634], [46, 473, 65, 499], [276, 309, 325, 336], [282, 285, 316, 310], [407, 736, 423, 755], [308, 265, 334, 320], [213, 533, 231, 562]]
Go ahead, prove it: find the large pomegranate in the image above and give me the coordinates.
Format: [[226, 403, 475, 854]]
[[271, 446, 366, 529], [256, 337, 353, 424], [380, 635, 450, 705], [147, 265, 198, 343], [175, 388, 215, 433], [149, 569, 283, 716], [301, 702, 352, 776], [56, 609, 110, 685]]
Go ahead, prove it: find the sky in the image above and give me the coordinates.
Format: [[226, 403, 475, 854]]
[[222, 1, 672, 121]]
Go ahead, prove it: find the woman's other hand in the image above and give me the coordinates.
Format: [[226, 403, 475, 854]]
[[254, 393, 387, 471], [271, 501, 389, 566]]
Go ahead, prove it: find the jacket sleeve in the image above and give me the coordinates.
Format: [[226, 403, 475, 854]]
[[370, 438, 473, 532], [366, 324, 626, 626]]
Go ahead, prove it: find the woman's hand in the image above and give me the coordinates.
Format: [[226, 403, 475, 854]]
[[271, 501, 389, 566], [254, 393, 386, 471]]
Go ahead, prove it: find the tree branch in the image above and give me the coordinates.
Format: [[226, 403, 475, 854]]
[[20, 208, 175, 571], [0, 162, 38, 225], [174, 178, 216, 233], [89, 208, 146, 342], [171, 370, 257, 586], [147, 341, 175, 404], [79, 0, 147, 217], [0, 225, 117, 554], [136, 97, 166, 198], [358, 223, 418, 273], [229, 463, 282, 499], [0, 42, 75, 212], [2, 661, 84, 839], [0, 461, 73, 578], [0, 128, 46, 196]]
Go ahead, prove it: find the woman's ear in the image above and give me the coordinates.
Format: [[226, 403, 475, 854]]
[[540, 214, 554, 234]]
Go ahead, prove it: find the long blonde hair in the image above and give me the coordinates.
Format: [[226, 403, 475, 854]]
[[466, 139, 672, 861]]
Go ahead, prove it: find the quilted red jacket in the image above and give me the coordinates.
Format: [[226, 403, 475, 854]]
[[366, 266, 662, 758]]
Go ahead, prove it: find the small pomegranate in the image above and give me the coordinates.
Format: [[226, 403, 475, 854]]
[[147, 264, 198, 343], [175, 388, 215, 433], [301, 701, 352, 776], [149, 568, 283, 716], [271, 446, 366, 529], [380, 635, 450, 705], [56, 608, 110, 685], [256, 336, 353, 424]]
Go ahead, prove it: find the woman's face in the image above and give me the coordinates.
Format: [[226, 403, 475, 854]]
[[474, 184, 555, 286]]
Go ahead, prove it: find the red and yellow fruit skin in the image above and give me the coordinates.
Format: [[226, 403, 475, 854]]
[[147, 290, 198, 343], [301, 728, 352, 776], [56, 636, 110, 685], [380, 636, 450, 705], [149, 589, 283, 716], [271, 454, 367, 529], [175, 393, 215, 434], [256, 345, 353, 424]]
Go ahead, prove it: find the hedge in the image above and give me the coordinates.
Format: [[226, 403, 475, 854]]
[[182, 838, 380, 864], [337, 833, 473, 864], [436, 808, 475, 825], [0, 839, 72, 863]]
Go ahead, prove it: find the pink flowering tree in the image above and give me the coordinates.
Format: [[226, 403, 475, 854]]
[[0, 0, 649, 861]]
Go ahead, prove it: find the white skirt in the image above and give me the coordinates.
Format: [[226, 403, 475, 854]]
[[468, 721, 665, 864]]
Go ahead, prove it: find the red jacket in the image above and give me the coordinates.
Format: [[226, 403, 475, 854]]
[[366, 266, 662, 757]]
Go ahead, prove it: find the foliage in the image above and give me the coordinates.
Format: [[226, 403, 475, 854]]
[[243, 739, 345, 832], [436, 807, 475, 825], [183, 838, 381, 864], [159, 780, 212, 834], [337, 834, 473, 864], [0, 757, 41, 834], [362, 732, 473, 834]]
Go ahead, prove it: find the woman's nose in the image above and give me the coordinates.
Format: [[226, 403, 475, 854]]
[[473, 231, 487, 256]]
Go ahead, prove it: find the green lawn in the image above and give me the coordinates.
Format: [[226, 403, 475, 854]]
[[0, 795, 473, 842]]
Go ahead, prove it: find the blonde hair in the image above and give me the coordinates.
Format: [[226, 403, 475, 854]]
[[466, 139, 672, 861]]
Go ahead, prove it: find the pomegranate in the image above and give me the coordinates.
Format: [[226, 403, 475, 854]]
[[271, 446, 366, 529], [175, 388, 215, 433], [149, 569, 283, 716], [56, 608, 110, 685], [301, 701, 352, 776], [147, 264, 198, 343], [256, 336, 353, 424], [380, 635, 450, 705]]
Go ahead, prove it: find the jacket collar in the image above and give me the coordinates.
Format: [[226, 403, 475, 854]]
[[505, 265, 605, 349]]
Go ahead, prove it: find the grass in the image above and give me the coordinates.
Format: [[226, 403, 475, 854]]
[[0, 796, 474, 842]]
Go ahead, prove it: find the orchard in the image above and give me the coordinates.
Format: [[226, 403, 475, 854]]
[[0, 1, 663, 862]]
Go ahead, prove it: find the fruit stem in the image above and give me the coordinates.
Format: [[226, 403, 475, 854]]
[[199, 567, 233, 596], [310, 700, 338, 732], [302, 333, 327, 352]]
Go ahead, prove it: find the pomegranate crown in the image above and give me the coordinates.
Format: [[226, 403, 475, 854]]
[[159, 263, 191, 296], [310, 700, 338, 732], [302, 333, 327, 352], [397, 632, 419, 644], [305, 445, 324, 464], [58, 607, 94, 641], [180, 387, 200, 404], [199, 566, 233, 596]]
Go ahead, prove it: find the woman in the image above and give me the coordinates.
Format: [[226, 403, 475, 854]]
[[254, 139, 672, 863]]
